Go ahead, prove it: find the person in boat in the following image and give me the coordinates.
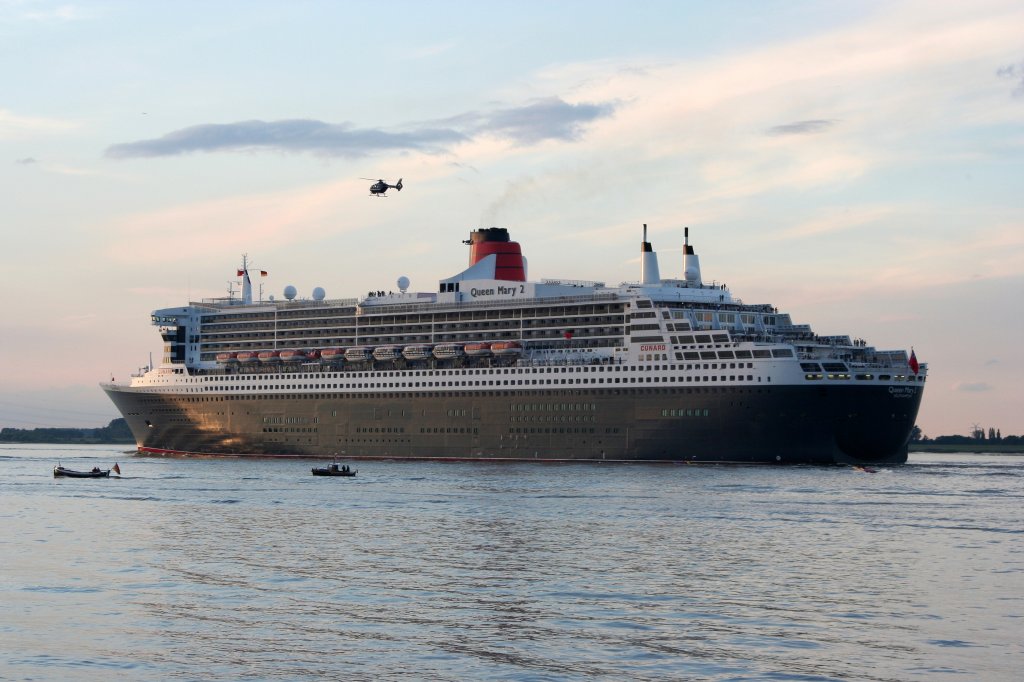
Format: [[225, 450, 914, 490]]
[[92, 466, 101, 473], [342, 465, 349, 473]]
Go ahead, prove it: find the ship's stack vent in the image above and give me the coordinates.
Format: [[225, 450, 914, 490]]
[[682, 227, 702, 285], [466, 227, 526, 281], [640, 223, 661, 285]]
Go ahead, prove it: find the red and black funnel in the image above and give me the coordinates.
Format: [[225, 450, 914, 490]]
[[465, 227, 526, 281]]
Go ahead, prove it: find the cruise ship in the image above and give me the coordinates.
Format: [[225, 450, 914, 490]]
[[101, 226, 925, 464]]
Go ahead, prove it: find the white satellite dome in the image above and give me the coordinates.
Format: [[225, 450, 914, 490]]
[[397, 276, 410, 293], [284, 285, 297, 300], [312, 286, 326, 301]]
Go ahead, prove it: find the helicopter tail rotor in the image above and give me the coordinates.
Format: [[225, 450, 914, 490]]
[[395, 178, 403, 191]]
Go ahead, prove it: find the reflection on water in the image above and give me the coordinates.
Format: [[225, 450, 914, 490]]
[[1, 444, 1022, 680]]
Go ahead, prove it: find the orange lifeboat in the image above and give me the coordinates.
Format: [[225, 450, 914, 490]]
[[464, 342, 493, 357], [279, 349, 307, 363], [307, 349, 321, 361], [236, 351, 259, 363], [258, 350, 280, 363], [320, 348, 344, 363], [491, 341, 523, 356], [215, 351, 238, 363]]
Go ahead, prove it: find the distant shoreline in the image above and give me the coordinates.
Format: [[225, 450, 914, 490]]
[[910, 443, 1024, 454], [0, 439, 134, 445]]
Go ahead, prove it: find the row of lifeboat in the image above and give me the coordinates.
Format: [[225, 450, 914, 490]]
[[216, 341, 523, 365]]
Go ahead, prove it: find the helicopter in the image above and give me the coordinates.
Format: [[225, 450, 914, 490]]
[[362, 178, 403, 196]]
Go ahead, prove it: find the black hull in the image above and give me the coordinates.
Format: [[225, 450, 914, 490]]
[[104, 383, 922, 465]]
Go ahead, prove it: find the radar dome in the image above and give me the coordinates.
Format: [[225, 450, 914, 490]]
[[284, 285, 297, 300], [312, 286, 326, 301], [397, 276, 410, 293]]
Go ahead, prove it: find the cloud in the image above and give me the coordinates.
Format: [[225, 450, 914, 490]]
[[0, 109, 77, 138], [15, 157, 37, 165], [765, 119, 837, 136], [955, 382, 994, 393], [996, 61, 1024, 97], [1, 3, 84, 22], [471, 97, 617, 144], [105, 119, 467, 159], [104, 97, 616, 159]]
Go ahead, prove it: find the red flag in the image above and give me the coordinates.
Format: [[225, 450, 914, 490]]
[[564, 331, 573, 339], [909, 349, 919, 375], [237, 269, 245, 277], [260, 270, 268, 276], [113, 463, 121, 475]]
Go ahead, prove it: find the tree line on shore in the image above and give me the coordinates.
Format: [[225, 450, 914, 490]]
[[0, 418, 134, 444], [911, 425, 1023, 445]]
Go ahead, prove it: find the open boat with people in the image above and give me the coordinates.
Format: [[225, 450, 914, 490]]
[[54, 465, 114, 478], [311, 463, 357, 477]]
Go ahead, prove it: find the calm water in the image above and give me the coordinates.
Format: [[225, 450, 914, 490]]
[[1, 445, 1021, 681]]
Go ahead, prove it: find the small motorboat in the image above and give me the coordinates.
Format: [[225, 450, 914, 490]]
[[311, 463, 357, 477], [54, 465, 110, 478]]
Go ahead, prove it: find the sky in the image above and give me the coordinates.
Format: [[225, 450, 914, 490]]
[[1, 0, 1022, 438]]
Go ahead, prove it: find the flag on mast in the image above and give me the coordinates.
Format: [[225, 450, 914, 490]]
[[113, 463, 121, 475], [909, 349, 919, 375]]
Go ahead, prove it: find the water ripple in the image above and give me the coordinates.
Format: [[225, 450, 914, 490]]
[[0, 449, 1022, 681]]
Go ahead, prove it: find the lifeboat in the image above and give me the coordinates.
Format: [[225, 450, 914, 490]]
[[344, 347, 373, 363], [279, 349, 307, 363], [464, 342, 493, 357], [215, 351, 238, 364], [258, 350, 281, 363], [432, 343, 465, 360], [236, 351, 259, 364], [402, 344, 432, 361], [491, 341, 523, 356], [320, 348, 344, 363], [307, 349, 321, 361], [372, 345, 402, 362]]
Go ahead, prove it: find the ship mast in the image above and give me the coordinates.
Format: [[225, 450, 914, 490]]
[[241, 254, 253, 305]]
